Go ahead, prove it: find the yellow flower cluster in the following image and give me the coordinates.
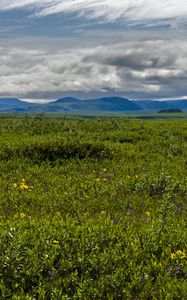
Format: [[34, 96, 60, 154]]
[[12, 179, 33, 192], [53, 240, 60, 245], [13, 212, 27, 220], [170, 250, 186, 260], [96, 168, 109, 183]]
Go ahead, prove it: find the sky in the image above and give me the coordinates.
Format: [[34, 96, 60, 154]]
[[0, 1, 187, 101]]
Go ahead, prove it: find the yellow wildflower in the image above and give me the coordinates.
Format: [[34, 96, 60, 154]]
[[53, 240, 60, 245], [13, 212, 27, 220], [176, 250, 186, 259], [20, 183, 29, 190], [18, 179, 33, 191], [103, 168, 107, 172], [170, 250, 186, 260], [96, 178, 100, 182], [170, 253, 177, 260], [20, 213, 26, 219], [13, 183, 17, 188]]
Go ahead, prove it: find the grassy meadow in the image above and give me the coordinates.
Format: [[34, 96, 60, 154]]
[[0, 117, 187, 299]]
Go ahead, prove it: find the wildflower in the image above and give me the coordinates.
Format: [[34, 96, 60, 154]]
[[20, 213, 26, 219], [96, 178, 100, 182], [170, 252, 176, 260], [175, 250, 186, 259], [12, 183, 17, 188], [20, 180, 33, 191], [175, 266, 181, 274], [20, 183, 29, 190], [13, 212, 27, 220], [170, 250, 186, 260], [103, 168, 107, 172], [53, 240, 60, 245]]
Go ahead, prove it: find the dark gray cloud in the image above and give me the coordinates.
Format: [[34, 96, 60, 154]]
[[0, 38, 187, 100], [0, 1, 187, 101]]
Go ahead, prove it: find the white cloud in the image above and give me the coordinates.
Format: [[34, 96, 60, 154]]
[[0, 39, 187, 99], [0, 1, 187, 25]]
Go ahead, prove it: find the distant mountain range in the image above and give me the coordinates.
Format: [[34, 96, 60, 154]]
[[133, 100, 187, 112], [0, 98, 33, 108], [0, 97, 187, 114]]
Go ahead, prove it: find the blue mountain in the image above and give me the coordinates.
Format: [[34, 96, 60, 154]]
[[0, 98, 32, 107], [54, 97, 81, 104], [0, 97, 187, 114], [133, 99, 187, 112]]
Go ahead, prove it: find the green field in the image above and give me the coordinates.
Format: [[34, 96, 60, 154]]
[[0, 112, 187, 120], [0, 118, 187, 299]]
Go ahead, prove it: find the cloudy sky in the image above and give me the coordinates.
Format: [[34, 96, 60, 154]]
[[1, 0, 187, 101]]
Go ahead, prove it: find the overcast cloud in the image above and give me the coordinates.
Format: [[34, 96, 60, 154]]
[[0, 1, 187, 100], [0, 39, 187, 99]]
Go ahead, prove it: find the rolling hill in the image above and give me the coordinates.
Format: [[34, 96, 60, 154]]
[[0, 98, 31, 108], [79, 97, 142, 112], [55, 97, 81, 104], [0, 97, 187, 114], [47, 97, 142, 113], [133, 99, 187, 112]]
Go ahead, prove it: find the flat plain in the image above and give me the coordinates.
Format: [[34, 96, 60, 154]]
[[0, 117, 187, 299]]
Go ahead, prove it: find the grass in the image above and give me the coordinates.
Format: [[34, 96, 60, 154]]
[[0, 118, 187, 299], [0, 112, 187, 120]]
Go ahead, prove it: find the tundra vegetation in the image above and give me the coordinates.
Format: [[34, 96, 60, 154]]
[[0, 118, 186, 299]]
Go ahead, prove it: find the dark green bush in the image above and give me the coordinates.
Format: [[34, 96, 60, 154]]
[[0, 140, 114, 162]]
